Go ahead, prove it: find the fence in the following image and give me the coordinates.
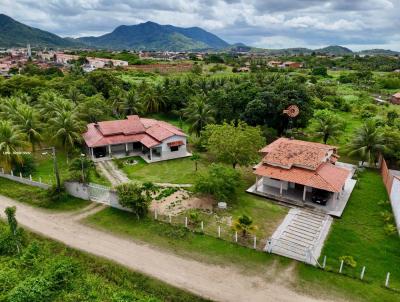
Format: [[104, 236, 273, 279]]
[[0, 169, 50, 190], [150, 209, 263, 251], [381, 158, 400, 234], [317, 254, 400, 292]]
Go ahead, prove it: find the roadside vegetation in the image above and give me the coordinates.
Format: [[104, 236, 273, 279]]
[[0, 210, 207, 302]]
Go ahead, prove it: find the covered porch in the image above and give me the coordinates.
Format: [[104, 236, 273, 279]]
[[247, 176, 356, 217], [88, 142, 162, 163]]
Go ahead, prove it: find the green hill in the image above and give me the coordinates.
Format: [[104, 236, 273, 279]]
[[77, 21, 230, 51], [0, 14, 79, 48]]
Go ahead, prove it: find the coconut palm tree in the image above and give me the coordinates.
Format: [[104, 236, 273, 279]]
[[12, 104, 42, 151], [124, 89, 144, 116], [313, 110, 345, 144], [348, 120, 385, 166], [0, 120, 26, 171], [48, 110, 85, 159], [183, 95, 215, 136], [140, 85, 165, 113]]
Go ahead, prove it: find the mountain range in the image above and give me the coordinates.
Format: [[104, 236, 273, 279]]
[[0, 13, 399, 55]]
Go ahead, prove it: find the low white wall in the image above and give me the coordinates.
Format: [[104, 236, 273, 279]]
[[64, 181, 90, 200], [390, 177, 400, 234], [0, 171, 50, 190]]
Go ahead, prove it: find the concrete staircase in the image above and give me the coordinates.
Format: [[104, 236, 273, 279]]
[[265, 208, 332, 265]]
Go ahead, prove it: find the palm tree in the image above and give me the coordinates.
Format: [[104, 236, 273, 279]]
[[48, 110, 85, 159], [348, 120, 385, 166], [12, 105, 42, 151], [124, 89, 144, 115], [313, 111, 345, 144], [0, 120, 26, 171], [141, 85, 165, 113], [233, 215, 256, 237], [183, 95, 215, 136]]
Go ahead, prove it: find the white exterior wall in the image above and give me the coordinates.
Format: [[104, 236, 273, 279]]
[[159, 135, 188, 158], [263, 177, 289, 190], [390, 177, 400, 234]]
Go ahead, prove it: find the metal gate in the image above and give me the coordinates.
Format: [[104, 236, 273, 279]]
[[88, 183, 111, 205]]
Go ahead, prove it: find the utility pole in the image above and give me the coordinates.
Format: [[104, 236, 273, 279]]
[[51, 147, 61, 192]]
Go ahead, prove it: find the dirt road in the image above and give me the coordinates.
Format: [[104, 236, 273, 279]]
[[0, 195, 334, 302]]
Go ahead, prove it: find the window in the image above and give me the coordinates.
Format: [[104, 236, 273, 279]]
[[170, 146, 179, 152]]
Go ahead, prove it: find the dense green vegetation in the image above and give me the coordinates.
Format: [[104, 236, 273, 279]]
[[0, 178, 89, 211], [0, 220, 208, 302]]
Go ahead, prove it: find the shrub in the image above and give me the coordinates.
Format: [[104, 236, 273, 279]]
[[384, 224, 397, 235], [116, 183, 152, 219], [339, 255, 357, 268]]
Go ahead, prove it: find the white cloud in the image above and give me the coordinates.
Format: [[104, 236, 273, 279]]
[[1, 0, 399, 50]]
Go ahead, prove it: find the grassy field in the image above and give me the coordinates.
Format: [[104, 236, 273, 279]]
[[116, 156, 205, 184], [298, 170, 400, 302], [0, 178, 90, 212], [0, 221, 207, 302], [31, 151, 111, 187]]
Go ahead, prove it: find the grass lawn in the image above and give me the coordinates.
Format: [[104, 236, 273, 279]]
[[298, 170, 400, 302], [0, 221, 207, 302], [0, 177, 90, 212], [31, 150, 111, 187], [116, 156, 205, 184]]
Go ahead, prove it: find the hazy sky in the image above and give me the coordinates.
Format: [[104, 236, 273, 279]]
[[1, 0, 400, 50]]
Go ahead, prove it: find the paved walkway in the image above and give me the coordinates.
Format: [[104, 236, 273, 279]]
[[96, 160, 130, 186], [266, 208, 333, 265], [0, 195, 334, 302]]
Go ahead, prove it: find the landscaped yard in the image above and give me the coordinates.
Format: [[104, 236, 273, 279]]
[[31, 150, 111, 186], [298, 169, 400, 301], [115, 156, 205, 184], [0, 177, 90, 212]]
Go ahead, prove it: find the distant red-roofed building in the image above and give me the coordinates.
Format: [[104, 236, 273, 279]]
[[248, 138, 355, 216], [83, 115, 191, 162]]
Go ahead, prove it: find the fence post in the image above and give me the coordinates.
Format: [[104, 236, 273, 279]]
[[201, 221, 204, 231], [360, 266, 366, 280], [185, 217, 188, 228], [39, 177, 42, 183], [253, 236, 257, 249], [29, 174, 32, 181], [322, 256, 326, 269], [218, 226, 221, 238], [11, 170, 13, 176], [339, 260, 344, 273], [1, 167, 4, 173], [19, 172, 22, 179], [235, 231, 238, 243], [169, 214, 172, 223], [385, 272, 390, 288], [154, 209, 157, 220]]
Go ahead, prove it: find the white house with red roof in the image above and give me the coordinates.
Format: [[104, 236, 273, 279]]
[[83, 115, 191, 163], [248, 138, 356, 217]]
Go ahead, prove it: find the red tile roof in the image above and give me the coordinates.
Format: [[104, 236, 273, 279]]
[[83, 115, 186, 148], [393, 92, 400, 98], [255, 162, 350, 192], [260, 138, 337, 170]]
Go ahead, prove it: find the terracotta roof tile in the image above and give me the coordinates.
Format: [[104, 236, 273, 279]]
[[83, 115, 186, 148], [260, 138, 337, 170], [254, 162, 350, 192]]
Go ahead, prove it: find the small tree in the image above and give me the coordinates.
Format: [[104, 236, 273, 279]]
[[203, 121, 265, 169], [194, 163, 241, 203], [312, 109, 346, 144], [116, 183, 152, 219], [233, 215, 256, 237], [1, 206, 25, 254], [191, 152, 201, 171], [68, 157, 95, 183]]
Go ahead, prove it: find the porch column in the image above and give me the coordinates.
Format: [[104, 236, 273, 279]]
[[255, 175, 260, 192], [280, 182, 283, 195], [303, 185, 307, 201], [125, 143, 129, 155], [90, 147, 94, 159], [150, 148, 153, 161], [108, 145, 112, 157]]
